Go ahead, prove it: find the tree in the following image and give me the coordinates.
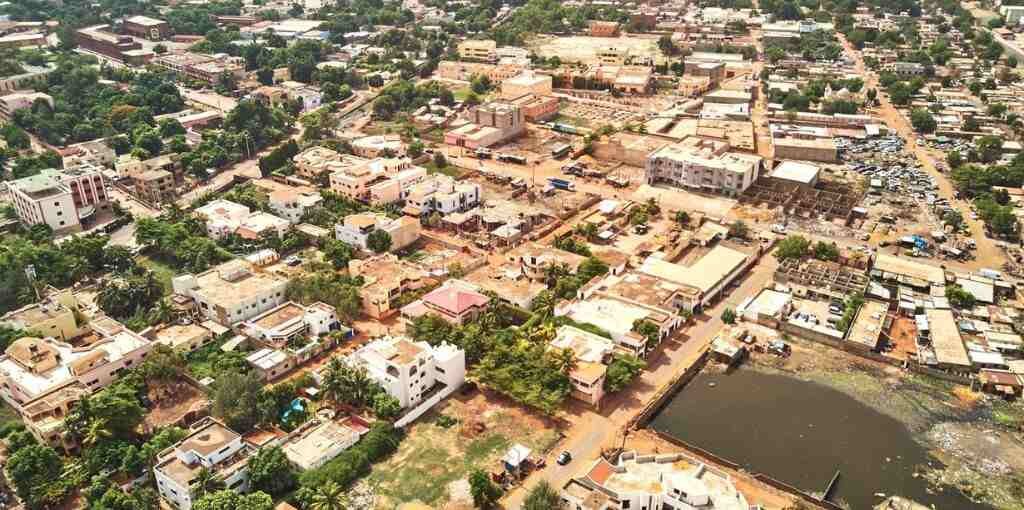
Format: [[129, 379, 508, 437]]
[[631, 319, 660, 350], [813, 241, 840, 261], [433, 151, 447, 168], [7, 444, 64, 509], [943, 210, 964, 230], [728, 220, 749, 240], [192, 467, 226, 501], [307, 481, 347, 510], [775, 235, 811, 260], [211, 371, 264, 432], [721, 308, 737, 324], [193, 490, 273, 510], [469, 469, 502, 508], [322, 239, 355, 269], [963, 116, 979, 132], [604, 354, 645, 393], [945, 285, 976, 309], [674, 210, 691, 227], [947, 150, 964, 169], [247, 447, 296, 497], [371, 392, 402, 419], [524, 480, 561, 510], [408, 140, 425, 158], [975, 135, 1003, 163], [366, 229, 393, 253], [910, 108, 937, 133]]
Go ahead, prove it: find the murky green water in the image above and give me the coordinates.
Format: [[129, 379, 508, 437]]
[[650, 369, 994, 510]]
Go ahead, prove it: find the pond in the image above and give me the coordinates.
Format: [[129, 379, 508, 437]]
[[650, 369, 994, 510]]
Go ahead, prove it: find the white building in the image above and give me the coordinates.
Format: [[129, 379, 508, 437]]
[[349, 336, 465, 409], [268, 188, 322, 224], [550, 326, 615, 407], [402, 175, 481, 216], [350, 134, 406, 158], [7, 166, 108, 234], [7, 170, 81, 234], [335, 212, 421, 252], [154, 418, 254, 510], [194, 199, 290, 239], [194, 199, 252, 238], [0, 317, 153, 449], [644, 137, 761, 197], [172, 259, 290, 326], [562, 451, 750, 510]]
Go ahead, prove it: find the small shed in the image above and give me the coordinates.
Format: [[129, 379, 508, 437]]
[[502, 443, 532, 475]]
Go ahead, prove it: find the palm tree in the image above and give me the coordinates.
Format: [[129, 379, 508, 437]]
[[191, 467, 224, 500], [530, 291, 555, 322], [552, 348, 577, 374], [82, 417, 111, 448], [309, 481, 347, 510], [320, 358, 346, 406], [147, 298, 175, 326]]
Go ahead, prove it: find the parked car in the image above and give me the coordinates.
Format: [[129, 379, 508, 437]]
[[557, 451, 572, 465]]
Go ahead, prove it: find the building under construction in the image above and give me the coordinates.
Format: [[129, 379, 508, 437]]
[[773, 258, 870, 303], [740, 175, 864, 224]]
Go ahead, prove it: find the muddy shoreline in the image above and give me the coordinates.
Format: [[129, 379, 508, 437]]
[[738, 340, 1024, 510]]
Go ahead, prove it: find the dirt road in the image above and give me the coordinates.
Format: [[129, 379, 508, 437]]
[[837, 33, 1007, 271]]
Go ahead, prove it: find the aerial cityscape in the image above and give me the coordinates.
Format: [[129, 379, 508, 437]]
[[0, 0, 1022, 509]]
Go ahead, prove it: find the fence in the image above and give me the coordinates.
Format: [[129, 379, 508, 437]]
[[631, 350, 710, 430], [394, 382, 462, 428]]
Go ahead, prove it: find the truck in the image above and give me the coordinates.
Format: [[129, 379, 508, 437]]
[[497, 153, 527, 165], [546, 177, 576, 191], [551, 143, 572, 159]]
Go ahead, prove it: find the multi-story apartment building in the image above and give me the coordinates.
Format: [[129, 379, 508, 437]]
[[122, 15, 171, 40], [457, 39, 497, 62], [7, 165, 108, 234], [0, 289, 88, 342], [0, 317, 153, 451], [348, 254, 429, 319], [0, 91, 52, 120], [436, 61, 525, 83], [562, 451, 750, 510], [153, 51, 245, 85], [335, 213, 421, 252], [172, 259, 290, 326], [135, 169, 177, 205], [293, 146, 361, 181], [644, 137, 761, 197], [240, 301, 343, 365], [402, 175, 481, 217], [60, 139, 117, 169], [76, 25, 152, 64], [445, 101, 525, 149], [349, 335, 466, 409], [327, 156, 425, 205], [549, 326, 614, 408], [154, 418, 254, 510]]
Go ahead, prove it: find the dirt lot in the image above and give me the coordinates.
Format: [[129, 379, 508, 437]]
[[363, 389, 562, 509], [887, 315, 918, 361], [143, 381, 208, 432]]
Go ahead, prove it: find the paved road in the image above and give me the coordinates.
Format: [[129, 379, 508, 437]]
[[501, 253, 779, 508]]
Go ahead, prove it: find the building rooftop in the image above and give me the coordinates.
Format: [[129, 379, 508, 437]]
[[150, 322, 211, 350], [770, 160, 821, 185], [0, 323, 149, 398], [246, 348, 290, 370], [578, 452, 748, 509], [925, 309, 971, 368], [847, 299, 889, 350], [282, 418, 368, 470], [420, 281, 490, 316], [873, 254, 946, 286], [251, 302, 306, 331], [190, 260, 289, 310], [125, 15, 166, 26], [639, 245, 750, 296]]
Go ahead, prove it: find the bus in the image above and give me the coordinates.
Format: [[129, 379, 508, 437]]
[[497, 153, 527, 165]]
